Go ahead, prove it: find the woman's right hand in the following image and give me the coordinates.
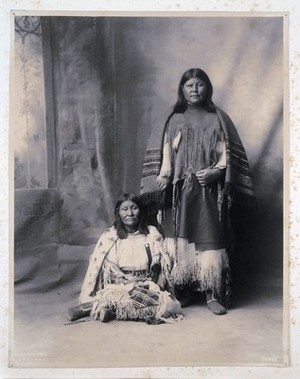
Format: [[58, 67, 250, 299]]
[[196, 168, 221, 186], [156, 175, 170, 191]]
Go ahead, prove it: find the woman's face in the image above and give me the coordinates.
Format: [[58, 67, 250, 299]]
[[182, 77, 207, 105], [119, 200, 140, 231]]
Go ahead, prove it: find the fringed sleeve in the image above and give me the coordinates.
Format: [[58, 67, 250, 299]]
[[78, 228, 117, 304], [147, 226, 172, 283], [147, 226, 165, 267], [101, 259, 131, 286], [216, 107, 256, 210]]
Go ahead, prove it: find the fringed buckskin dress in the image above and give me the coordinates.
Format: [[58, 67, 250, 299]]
[[140, 105, 256, 305], [79, 225, 182, 323], [160, 105, 229, 299]]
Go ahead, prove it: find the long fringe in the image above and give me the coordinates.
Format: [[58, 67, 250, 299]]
[[116, 305, 158, 320], [92, 285, 159, 320], [224, 182, 257, 210], [170, 261, 232, 308], [91, 284, 183, 322], [217, 180, 224, 221], [172, 264, 222, 295]]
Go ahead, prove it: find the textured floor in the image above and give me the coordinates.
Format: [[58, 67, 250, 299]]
[[11, 244, 285, 368]]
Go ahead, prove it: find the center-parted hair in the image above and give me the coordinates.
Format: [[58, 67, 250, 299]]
[[172, 68, 216, 116], [114, 193, 149, 239]]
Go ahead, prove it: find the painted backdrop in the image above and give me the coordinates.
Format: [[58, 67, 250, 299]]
[[14, 15, 283, 283]]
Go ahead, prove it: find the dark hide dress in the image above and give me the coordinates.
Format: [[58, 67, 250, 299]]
[[177, 176, 226, 249], [140, 104, 256, 303], [164, 106, 226, 249]]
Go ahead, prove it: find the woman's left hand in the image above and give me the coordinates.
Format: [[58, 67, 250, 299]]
[[156, 175, 170, 191], [196, 168, 221, 186]]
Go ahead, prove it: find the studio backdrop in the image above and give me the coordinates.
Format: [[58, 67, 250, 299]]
[[13, 15, 284, 286]]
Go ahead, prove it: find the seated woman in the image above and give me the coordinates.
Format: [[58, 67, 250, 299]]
[[67, 193, 182, 324]]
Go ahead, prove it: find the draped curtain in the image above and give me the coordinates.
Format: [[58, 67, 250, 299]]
[[15, 15, 283, 270]]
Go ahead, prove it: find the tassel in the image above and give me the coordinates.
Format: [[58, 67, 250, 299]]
[[217, 180, 224, 221], [224, 183, 257, 211]]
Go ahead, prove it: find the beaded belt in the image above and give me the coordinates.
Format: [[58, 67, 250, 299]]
[[122, 269, 148, 279]]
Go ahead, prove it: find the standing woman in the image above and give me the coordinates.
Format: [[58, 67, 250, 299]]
[[140, 68, 256, 315]]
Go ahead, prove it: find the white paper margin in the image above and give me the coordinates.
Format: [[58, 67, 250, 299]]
[[1, 1, 299, 378]]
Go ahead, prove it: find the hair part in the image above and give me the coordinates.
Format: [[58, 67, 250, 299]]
[[113, 193, 149, 239], [171, 68, 216, 118]]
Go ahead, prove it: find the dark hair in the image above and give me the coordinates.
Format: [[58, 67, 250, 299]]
[[171, 68, 216, 117], [113, 193, 149, 239]]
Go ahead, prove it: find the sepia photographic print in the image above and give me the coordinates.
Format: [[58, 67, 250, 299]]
[[2, 3, 299, 378]]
